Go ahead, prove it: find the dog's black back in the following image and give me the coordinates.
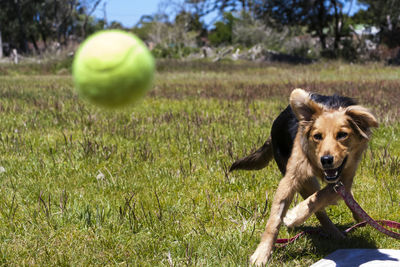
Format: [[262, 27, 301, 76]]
[[271, 94, 356, 174]]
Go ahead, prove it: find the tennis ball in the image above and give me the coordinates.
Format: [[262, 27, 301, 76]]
[[72, 30, 154, 107]]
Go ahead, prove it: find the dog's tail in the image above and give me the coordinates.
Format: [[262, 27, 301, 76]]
[[229, 136, 274, 172]]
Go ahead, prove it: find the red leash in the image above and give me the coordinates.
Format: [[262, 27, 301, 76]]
[[334, 182, 400, 240], [275, 182, 400, 247]]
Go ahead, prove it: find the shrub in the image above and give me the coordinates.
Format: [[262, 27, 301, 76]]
[[209, 13, 236, 46]]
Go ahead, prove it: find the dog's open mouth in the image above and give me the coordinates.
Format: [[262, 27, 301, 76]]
[[323, 157, 348, 183]]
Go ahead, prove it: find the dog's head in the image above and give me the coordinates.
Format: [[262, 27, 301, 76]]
[[290, 88, 378, 183]]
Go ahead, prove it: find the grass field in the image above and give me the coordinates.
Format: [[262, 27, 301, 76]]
[[0, 61, 399, 266]]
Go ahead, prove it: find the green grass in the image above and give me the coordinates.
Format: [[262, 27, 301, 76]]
[[0, 61, 399, 266]]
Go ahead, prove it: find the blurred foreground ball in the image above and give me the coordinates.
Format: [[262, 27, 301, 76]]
[[72, 30, 154, 107]]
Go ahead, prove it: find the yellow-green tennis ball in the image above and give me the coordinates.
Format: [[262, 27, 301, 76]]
[[72, 30, 154, 107]]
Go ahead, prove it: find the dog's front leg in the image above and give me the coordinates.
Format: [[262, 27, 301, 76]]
[[250, 175, 296, 266], [283, 184, 345, 239], [294, 177, 344, 239]]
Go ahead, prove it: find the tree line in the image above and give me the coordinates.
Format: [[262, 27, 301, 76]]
[[2, 0, 400, 60], [0, 0, 106, 57]]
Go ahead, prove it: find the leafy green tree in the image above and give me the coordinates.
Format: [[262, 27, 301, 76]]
[[108, 21, 124, 30], [208, 12, 236, 45], [0, 0, 30, 53], [0, 0, 103, 55], [253, 0, 352, 56], [356, 0, 400, 47], [350, 8, 375, 25]]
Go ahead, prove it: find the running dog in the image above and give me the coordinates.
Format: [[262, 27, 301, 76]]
[[230, 88, 378, 265]]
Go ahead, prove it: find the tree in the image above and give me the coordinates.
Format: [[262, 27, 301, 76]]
[[253, 0, 351, 55], [185, 0, 242, 23], [79, 0, 103, 38], [109, 21, 124, 29], [0, 29, 3, 58], [356, 0, 400, 47], [0, 0, 104, 55], [0, 0, 30, 53], [208, 12, 236, 45]]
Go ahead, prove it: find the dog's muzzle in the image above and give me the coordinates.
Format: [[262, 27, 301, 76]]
[[323, 156, 348, 183]]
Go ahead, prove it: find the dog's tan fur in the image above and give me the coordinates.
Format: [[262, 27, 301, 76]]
[[250, 89, 378, 265]]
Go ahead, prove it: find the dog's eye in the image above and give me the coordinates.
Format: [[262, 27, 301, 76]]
[[337, 132, 348, 140], [313, 133, 323, 141]]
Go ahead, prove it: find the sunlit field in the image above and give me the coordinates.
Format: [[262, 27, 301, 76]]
[[0, 60, 399, 266]]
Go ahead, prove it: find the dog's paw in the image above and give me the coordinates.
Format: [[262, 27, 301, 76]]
[[250, 242, 272, 266], [283, 208, 301, 228]]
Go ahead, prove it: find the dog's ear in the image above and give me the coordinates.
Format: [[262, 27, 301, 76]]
[[290, 88, 323, 121], [345, 105, 378, 139]]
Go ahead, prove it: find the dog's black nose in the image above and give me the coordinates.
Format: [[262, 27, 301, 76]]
[[321, 155, 334, 167]]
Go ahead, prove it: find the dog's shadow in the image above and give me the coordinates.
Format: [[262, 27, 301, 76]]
[[276, 223, 379, 261]]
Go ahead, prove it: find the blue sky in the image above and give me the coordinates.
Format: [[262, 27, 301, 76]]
[[94, 0, 365, 28], [94, 0, 161, 28]]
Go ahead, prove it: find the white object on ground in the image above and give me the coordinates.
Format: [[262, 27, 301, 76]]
[[311, 249, 400, 267]]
